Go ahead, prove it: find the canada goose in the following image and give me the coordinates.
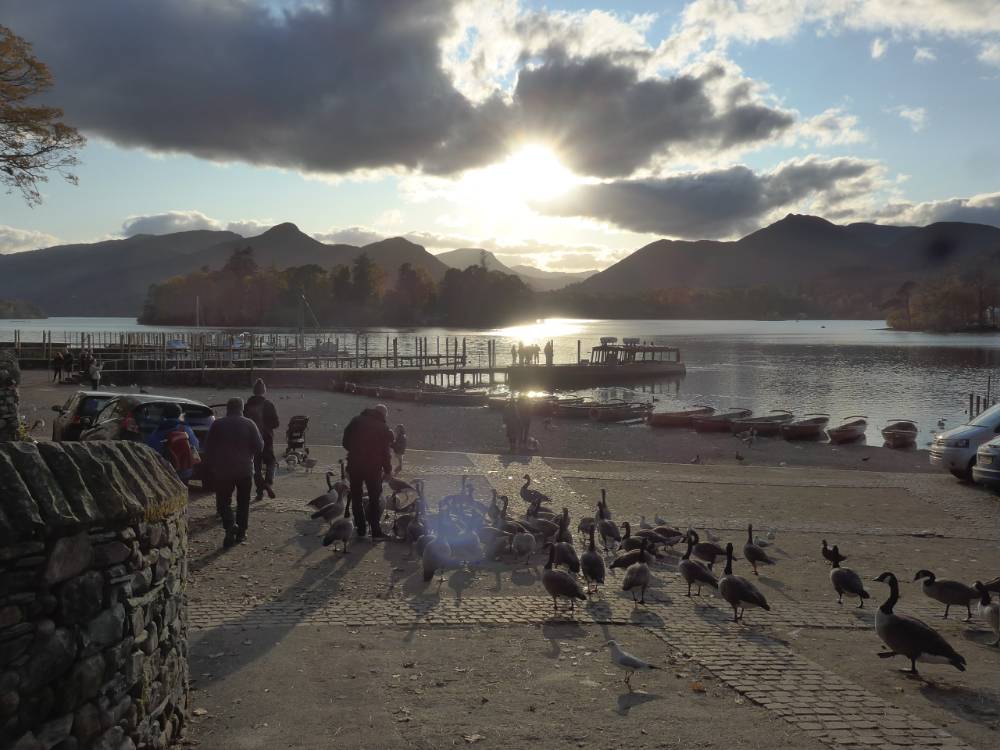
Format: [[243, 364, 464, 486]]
[[874, 572, 966, 674], [322, 503, 354, 553], [386, 476, 415, 494], [678, 533, 718, 596], [512, 531, 536, 563], [556, 508, 573, 544], [821, 540, 847, 566], [599, 516, 621, 552], [522, 514, 559, 541], [743, 524, 775, 576], [415, 533, 435, 558], [914, 570, 978, 621], [622, 557, 651, 606], [422, 537, 453, 583], [307, 471, 340, 508], [581, 527, 606, 594], [982, 575, 1000, 593], [652, 526, 685, 546], [577, 515, 596, 540], [542, 544, 587, 613], [610, 539, 655, 570], [310, 494, 346, 522], [718, 543, 770, 623], [830, 559, 870, 607], [520, 474, 550, 505], [974, 582, 1000, 646], [621, 521, 644, 552], [690, 530, 726, 569], [635, 528, 670, 546], [405, 505, 426, 551], [597, 489, 613, 520], [606, 640, 659, 692], [553, 541, 581, 573]]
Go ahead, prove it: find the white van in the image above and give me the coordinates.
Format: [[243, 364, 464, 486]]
[[930, 404, 1000, 480]]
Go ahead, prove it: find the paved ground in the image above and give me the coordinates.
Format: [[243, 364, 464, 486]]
[[183, 446, 1000, 750]]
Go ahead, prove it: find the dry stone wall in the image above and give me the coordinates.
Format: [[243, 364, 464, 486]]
[[0, 351, 19, 442], [0, 441, 190, 750]]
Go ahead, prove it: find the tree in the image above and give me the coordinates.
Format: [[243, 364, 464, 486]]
[[1, 25, 85, 205]]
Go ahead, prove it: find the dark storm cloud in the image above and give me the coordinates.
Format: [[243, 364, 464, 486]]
[[1, 0, 799, 178], [538, 157, 877, 238]]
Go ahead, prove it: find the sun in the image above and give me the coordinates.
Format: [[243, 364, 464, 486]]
[[460, 144, 579, 206]]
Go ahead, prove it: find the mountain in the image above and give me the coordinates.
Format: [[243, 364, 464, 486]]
[[436, 248, 515, 274], [435, 248, 595, 291], [573, 214, 1000, 296], [0, 225, 449, 316]]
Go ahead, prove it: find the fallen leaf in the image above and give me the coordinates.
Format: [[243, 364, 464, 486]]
[[690, 681, 706, 693]]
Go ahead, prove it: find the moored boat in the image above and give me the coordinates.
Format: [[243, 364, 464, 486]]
[[827, 415, 868, 443], [881, 419, 918, 448], [780, 413, 831, 440], [647, 404, 715, 428], [692, 408, 753, 432], [589, 402, 653, 423], [730, 409, 794, 437]]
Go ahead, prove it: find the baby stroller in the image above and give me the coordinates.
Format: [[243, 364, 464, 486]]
[[284, 415, 310, 466]]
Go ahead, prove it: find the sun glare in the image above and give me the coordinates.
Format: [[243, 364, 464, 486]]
[[462, 144, 579, 205]]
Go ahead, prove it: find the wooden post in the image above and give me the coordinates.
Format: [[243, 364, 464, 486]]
[[976, 395, 982, 416], [577, 339, 581, 364]]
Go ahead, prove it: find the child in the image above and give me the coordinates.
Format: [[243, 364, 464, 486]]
[[392, 424, 407, 473]]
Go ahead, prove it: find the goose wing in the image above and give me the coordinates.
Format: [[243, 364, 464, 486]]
[[726, 575, 770, 609], [831, 567, 867, 596], [888, 613, 965, 662]]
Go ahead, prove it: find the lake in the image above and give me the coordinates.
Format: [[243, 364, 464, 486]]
[[4, 316, 1000, 445]]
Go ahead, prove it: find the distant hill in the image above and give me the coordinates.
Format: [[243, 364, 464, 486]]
[[573, 214, 1000, 296], [0, 299, 45, 319], [435, 248, 594, 291], [0, 224, 450, 316]]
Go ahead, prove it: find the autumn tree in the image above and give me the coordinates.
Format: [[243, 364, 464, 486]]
[[1, 25, 85, 205]]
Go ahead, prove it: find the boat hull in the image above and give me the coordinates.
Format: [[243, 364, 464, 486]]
[[827, 422, 867, 443], [730, 416, 793, 436], [648, 407, 714, 428], [780, 418, 830, 440]]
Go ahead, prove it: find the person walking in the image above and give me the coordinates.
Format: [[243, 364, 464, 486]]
[[244, 378, 280, 501], [204, 397, 264, 548], [88, 360, 102, 390], [63, 350, 74, 380], [392, 423, 407, 473], [51, 351, 63, 383], [341, 403, 394, 540]]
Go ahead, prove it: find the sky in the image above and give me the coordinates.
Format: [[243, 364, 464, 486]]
[[2, 0, 1000, 272]]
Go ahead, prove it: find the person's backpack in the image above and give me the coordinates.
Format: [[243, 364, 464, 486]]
[[164, 427, 199, 472]]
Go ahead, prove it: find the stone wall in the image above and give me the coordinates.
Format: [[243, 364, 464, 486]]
[[0, 351, 19, 442], [0, 441, 190, 750]]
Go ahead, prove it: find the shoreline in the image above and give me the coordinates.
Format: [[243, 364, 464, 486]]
[[16, 369, 937, 475]]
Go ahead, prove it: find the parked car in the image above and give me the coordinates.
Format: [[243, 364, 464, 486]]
[[51, 391, 116, 442], [930, 404, 1000, 480], [82, 394, 216, 485], [973, 437, 1000, 488]]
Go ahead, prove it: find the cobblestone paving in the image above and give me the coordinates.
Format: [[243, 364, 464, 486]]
[[193, 449, 989, 749]]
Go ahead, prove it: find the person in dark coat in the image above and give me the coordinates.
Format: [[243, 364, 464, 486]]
[[51, 351, 63, 383], [341, 403, 394, 539], [63, 349, 74, 378], [204, 397, 264, 548], [244, 378, 280, 501]]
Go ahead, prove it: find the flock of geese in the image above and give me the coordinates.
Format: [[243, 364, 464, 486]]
[[306, 467, 1000, 679]]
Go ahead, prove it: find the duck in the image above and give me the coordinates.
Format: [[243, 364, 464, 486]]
[[553, 541, 581, 574], [718, 542, 770, 623], [830, 558, 870, 608], [422, 537, 453, 583], [622, 555, 651, 607], [520, 474, 550, 505], [321, 503, 354, 553], [581, 527, 606, 594], [541, 544, 587, 613], [974, 581, 1000, 647], [742, 524, 775, 576], [874, 572, 966, 674], [610, 539, 655, 570], [914, 569, 978, 621], [678, 533, 718, 597], [821, 539, 847, 566], [689, 530, 726, 569]]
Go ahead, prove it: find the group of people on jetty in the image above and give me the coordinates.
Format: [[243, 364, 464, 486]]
[[511, 340, 554, 366], [157, 377, 406, 551]]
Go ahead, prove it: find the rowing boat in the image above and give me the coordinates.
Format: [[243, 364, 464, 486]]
[[730, 409, 795, 437], [692, 408, 753, 432], [780, 413, 831, 440], [881, 419, 918, 448], [647, 404, 714, 428], [827, 415, 868, 443]]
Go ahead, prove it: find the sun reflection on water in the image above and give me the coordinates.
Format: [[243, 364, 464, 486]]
[[495, 318, 588, 345]]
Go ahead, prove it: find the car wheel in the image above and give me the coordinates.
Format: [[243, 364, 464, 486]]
[[951, 457, 976, 481]]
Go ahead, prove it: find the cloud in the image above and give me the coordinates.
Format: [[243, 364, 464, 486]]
[[913, 46, 936, 62], [121, 210, 222, 236], [536, 157, 882, 238], [796, 108, 866, 146], [981, 42, 1000, 66], [888, 105, 928, 132], [879, 192, 1000, 227], [2, 0, 798, 180], [871, 37, 888, 59], [0, 225, 59, 254], [312, 227, 388, 246]]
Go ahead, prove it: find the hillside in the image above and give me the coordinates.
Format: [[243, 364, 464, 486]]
[[0, 225, 449, 316], [573, 214, 1000, 295], [435, 248, 593, 291]]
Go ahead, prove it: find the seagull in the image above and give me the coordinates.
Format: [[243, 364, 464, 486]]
[[689, 455, 701, 465], [606, 640, 659, 692]]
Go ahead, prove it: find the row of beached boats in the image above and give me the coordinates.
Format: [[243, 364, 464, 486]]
[[647, 405, 919, 446]]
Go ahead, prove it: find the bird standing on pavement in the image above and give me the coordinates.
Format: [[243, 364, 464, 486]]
[[914, 570, 978, 621], [718, 543, 770, 623], [606, 640, 659, 692], [830, 558, 870, 608], [743, 524, 775, 576], [821, 540, 847, 566], [975, 582, 1000, 646]]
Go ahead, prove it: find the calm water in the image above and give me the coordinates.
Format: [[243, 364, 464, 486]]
[[5, 316, 1000, 444]]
